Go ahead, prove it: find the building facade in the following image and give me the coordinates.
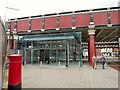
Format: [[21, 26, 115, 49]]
[[6, 7, 120, 66]]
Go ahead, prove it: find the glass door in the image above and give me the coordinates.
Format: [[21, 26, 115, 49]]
[[58, 49, 66, 66], [33, 49, 39, 64], [39, 50, 45, 64], [25, 49, 31, 64]]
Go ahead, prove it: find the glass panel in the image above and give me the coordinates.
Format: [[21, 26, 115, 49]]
[[58, 49, 66, 66], [39, 50, 45, 63], [33, 50, 38, 64], [19, 32, 82, 67], [44, 50, 50, 64], [26, 49, 31, 64]]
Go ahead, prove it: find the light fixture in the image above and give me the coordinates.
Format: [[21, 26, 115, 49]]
[[71, 26, 76, 30], [13, 30, 17, 34], [41, 29, 45, 32], [88, 25, 95, 29], [59, 45, 62, 47], [107, 24, 112, 27], [27, 30, 31, 32], [29, 46, 33, 48], [90, 22, 94, 25], [56, 28, 60, 30], [13, 34, 18, 39], [7, 29, 10, 32]]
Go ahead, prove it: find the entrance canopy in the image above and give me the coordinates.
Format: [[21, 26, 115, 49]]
[[20, 32, 81, 44], [19, 32, 82, 67]]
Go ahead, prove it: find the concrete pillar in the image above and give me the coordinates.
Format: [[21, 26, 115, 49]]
[[88, 30, 96, 65]]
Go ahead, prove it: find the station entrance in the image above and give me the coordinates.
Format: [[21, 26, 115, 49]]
[[19, 32, 82, 67]]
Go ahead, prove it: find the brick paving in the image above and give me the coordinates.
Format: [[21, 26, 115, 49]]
[[22, 64, 118, 88], [109, 65, 120, 72]]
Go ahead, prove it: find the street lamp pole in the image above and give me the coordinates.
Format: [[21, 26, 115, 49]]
[[6, 7, 19, 11], [5, 6, 20, 22], [5, 6, 20, 53]]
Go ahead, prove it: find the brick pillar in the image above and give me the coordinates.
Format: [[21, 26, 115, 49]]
[[88, 30, 96, 65]]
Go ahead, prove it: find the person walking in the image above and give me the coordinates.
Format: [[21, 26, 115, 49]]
[[92, 55, 97, 69], [100, 54, 106, 69]]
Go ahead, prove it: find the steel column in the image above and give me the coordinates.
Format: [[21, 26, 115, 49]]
[[65, 40, 69, 67], [31, 42, 33, 64]]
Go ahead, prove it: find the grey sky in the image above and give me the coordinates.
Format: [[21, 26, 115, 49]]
[[0, 0, 119, 22]]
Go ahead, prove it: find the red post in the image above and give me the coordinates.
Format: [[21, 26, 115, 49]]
[[88, 30, 96, 65], [8, 54, 22, 89]]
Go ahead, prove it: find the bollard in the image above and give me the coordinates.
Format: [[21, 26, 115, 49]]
[[59, 61, 60, 67], [8, 54, 22, 90], [40, 61, 42, 69], [79, 61, 80, 67], [24, 60, 27, 68], [25, 60, 26, 66]]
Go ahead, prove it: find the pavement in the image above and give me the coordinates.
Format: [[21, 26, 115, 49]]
[[22, 64, 118, 88]]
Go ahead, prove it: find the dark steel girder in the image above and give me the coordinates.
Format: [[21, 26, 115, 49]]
[[100, 28, 118, 41]]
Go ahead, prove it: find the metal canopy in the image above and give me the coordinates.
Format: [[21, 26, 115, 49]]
[[21, 32, 81, 44]]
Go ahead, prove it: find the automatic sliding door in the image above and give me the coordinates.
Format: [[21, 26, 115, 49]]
[[39, 50, 45, 63], [33, 50, 39, 64], [58, 49, 66, 66], [49, 50, 57, 66], [25, 49, 39, 64], [25, 49, 31, 64], [44, 50, 50, 64]]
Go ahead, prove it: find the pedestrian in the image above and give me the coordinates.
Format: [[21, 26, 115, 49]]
[[105, 59, 108, 69], [92, 55, 97, 69], [100, 54, 106, 69]]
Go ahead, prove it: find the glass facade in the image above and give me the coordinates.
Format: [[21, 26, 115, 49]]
[[18, 32, 82, 67]]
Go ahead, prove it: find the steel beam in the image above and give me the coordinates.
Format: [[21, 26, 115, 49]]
[[96, 28, 104, 38], [100, 28, 118, 41]]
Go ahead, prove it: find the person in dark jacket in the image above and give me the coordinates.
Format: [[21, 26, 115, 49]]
[[100, 54, 106, 69]]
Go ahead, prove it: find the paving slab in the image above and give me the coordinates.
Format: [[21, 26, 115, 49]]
[[22, 64, 118, 88]]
